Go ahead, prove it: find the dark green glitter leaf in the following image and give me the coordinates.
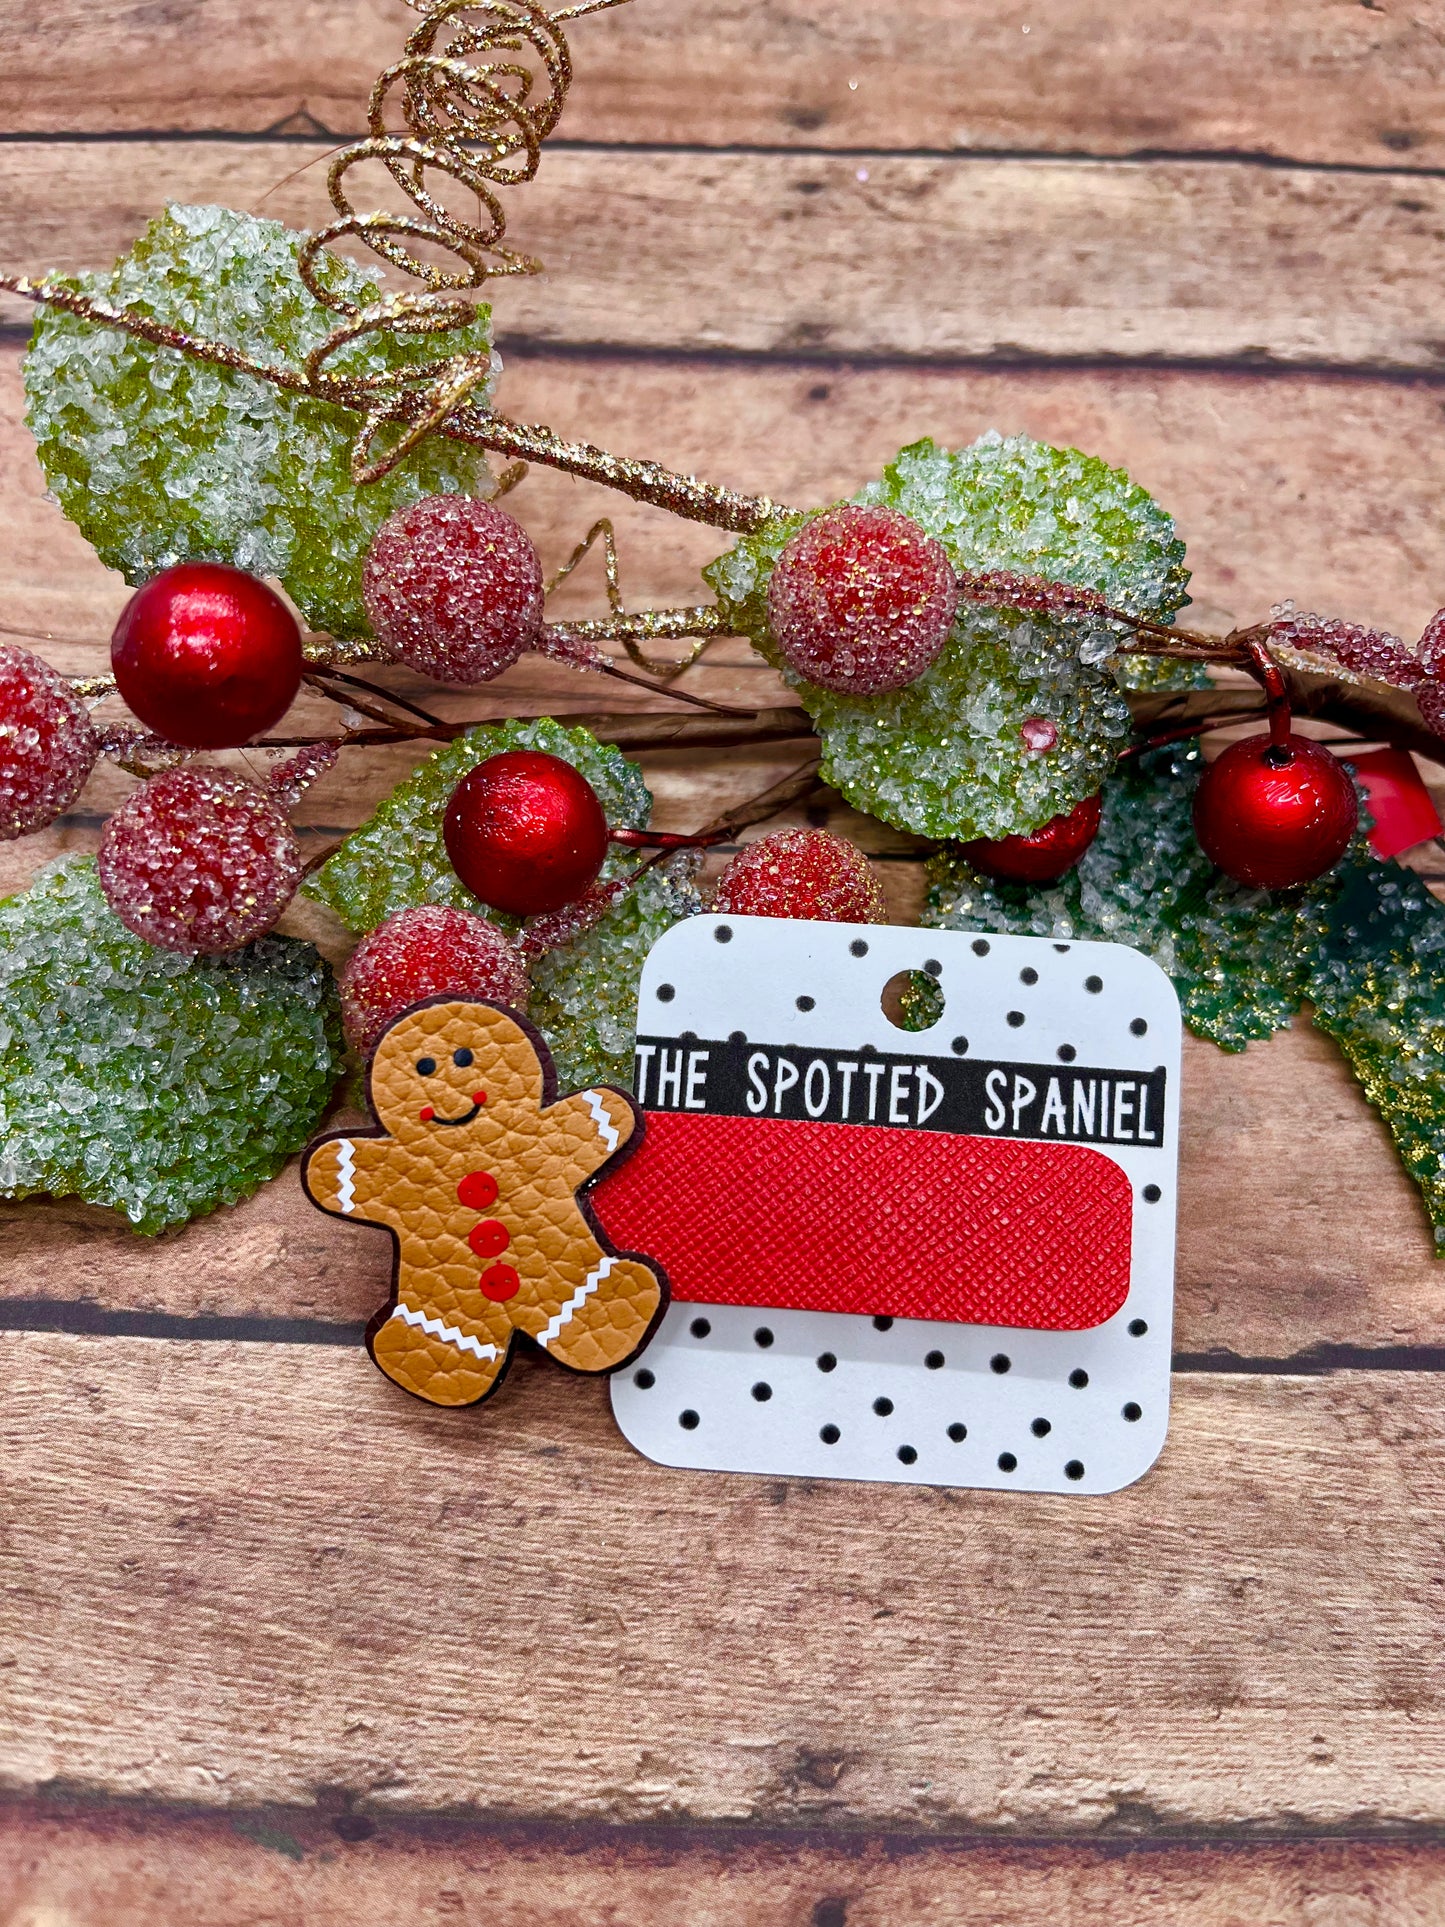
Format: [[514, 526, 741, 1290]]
[[0, 856, 343, 1234], [926, 747, 1445, 1249]]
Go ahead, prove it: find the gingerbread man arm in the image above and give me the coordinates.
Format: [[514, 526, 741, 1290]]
[[541, 1086, 639, 1188], [301, 1130, 408, 1230]]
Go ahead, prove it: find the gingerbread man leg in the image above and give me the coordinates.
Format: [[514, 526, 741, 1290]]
[[369, 1283, 513, 1408], [524, 1252, 664, 1375]]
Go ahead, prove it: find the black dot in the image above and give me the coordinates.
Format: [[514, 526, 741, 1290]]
[[1069, 1368, 1089, 1389], [998, 1452, 1017, 1473], [452, 1047, 474, 1069], [797, 995, 816, 1012], [972, 939, 990, 956], [1056, 1046, 1077, 1066], [1020, 967, 1038, 986], [689, 1318, 711, 1339], [714, 925, 733, 943], [1065, 1460, 1085, 1481], [1123, 1402, 1142, 1422], [924, 1350, 945, 1370], [947, 1422, 967, 1442], [1007, 1011, 1025, 1028], [751, 1382, 772, 1402], [850, 939, 869, 957], [820, 1423, 841, 1444], [1130, 1017, 1148, 1036], [728, 1030, 748, 1045], [1031, 1417, 1051, 1438], [415, 1057, 437, 1076], [873, 1315, 893, 1332], [754, 1327, 774, 1348], [951, 1036, 969, 1055], [679, 1409, 699, 1430], [924, 959, 942, 977], [873, 1396, 894, 1416], [634, 1368, 655, 1389], [1128, 1318, 1148, 1337], [1143, 1184, 1162, 1204], [990, 1353, 1011, 1374], [1085, 975, 1103, 994], [1053, 943, 1071, 953], [657, 984, 676, 1003], [897, 1445, 918, 1466], [817, 1351, 838, 1373]]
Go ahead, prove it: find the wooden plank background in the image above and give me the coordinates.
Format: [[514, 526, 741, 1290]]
[[2, 2, 1445, 1919]]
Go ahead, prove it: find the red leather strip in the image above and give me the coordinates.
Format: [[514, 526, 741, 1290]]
[[592, 1110, 1133, 1330]]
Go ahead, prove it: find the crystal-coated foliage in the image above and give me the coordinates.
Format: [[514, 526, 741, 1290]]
[[528, 855, 702, 1091], [306, 718, 700, 1091], [705, 434, 1191, 841], [925, 746, 1445, 1247], [0, 856, 343, 1232], [24, 203, 494, 640]]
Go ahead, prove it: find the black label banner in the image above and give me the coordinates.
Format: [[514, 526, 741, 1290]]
[[633, 1035, 1167, 1150]]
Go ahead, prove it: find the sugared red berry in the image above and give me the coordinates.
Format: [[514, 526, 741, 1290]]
[[0, 645, 99, 839], [363, 495, 545, 685], [1193, 733, 1358, 889], [111, 563, 303, 750], [443, 750, 610, 917], [766, 504, 959, 695], [98, 766, 302, 953], [961, 793, 1103, 884], [713, 829, 887, 922], [339, 904, 529, 1055]]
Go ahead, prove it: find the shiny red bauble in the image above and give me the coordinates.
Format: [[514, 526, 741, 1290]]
[[1193, 733, 1358, 889], [111, 562, 303, 749], [961, 792, 1104, 884], [443, 750, 610, 917]]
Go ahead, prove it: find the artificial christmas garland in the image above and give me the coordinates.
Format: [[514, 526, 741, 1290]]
[[2, 0, 1444, 1248]]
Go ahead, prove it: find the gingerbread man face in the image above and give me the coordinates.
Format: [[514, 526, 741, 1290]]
[[303, 998, 667, 1408]]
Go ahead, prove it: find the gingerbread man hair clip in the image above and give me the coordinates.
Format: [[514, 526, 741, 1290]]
[[302, 998, 668, 1408]]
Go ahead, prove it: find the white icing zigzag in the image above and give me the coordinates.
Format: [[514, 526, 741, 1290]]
[[390, 1302, 499, 1363], [582, 1089, 620, 1154], [536, 1255, 616, 1349], [335, 1138, 357, 1214]]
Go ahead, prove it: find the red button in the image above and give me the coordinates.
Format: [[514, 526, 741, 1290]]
[[480, 1262, 520, 1302], [457, 1170, 498, 1211], [468, 1219, 510, 1259]]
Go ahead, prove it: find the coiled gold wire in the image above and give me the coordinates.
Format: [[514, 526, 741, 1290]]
[[296, 0, 624, 482]]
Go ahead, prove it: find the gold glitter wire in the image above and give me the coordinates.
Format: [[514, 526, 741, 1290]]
[[0, 0, 787, 536], [544, 519, 721, 677]]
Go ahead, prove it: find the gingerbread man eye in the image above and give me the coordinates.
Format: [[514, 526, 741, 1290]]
[[415, 1056, 437, 1076], [453, 1048, 474, 1068]]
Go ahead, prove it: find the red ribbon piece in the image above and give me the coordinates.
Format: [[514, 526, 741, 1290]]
[[593, 1110, 1134, 1331]]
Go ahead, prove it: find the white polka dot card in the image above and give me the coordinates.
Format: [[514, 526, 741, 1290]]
[[592, 915, 1181, 1494]]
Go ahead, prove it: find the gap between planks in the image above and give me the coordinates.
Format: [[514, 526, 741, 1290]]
[[7, 1804, 1445, 1927], [4, 144, 1445, 373], [0, 0, 1439, 171]]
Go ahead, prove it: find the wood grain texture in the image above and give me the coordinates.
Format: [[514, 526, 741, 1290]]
[[1, 0, 1442, 169], [5, 144, 1445, 370], [1, 1333, 1442, 1828], [4, 1024, 1442, 1362], [6, 1807, 1445, 1927]]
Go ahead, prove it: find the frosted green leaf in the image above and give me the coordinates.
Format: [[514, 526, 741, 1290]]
[[0, 856, 343, 1233], [305, 716, 652, 934], [23, 202, 494, 639], [704, 434, 1190, 840], [529, 856, 703, 1090]]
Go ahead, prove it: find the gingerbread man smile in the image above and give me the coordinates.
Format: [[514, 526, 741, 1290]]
[[302, 998, 668, 1408]]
